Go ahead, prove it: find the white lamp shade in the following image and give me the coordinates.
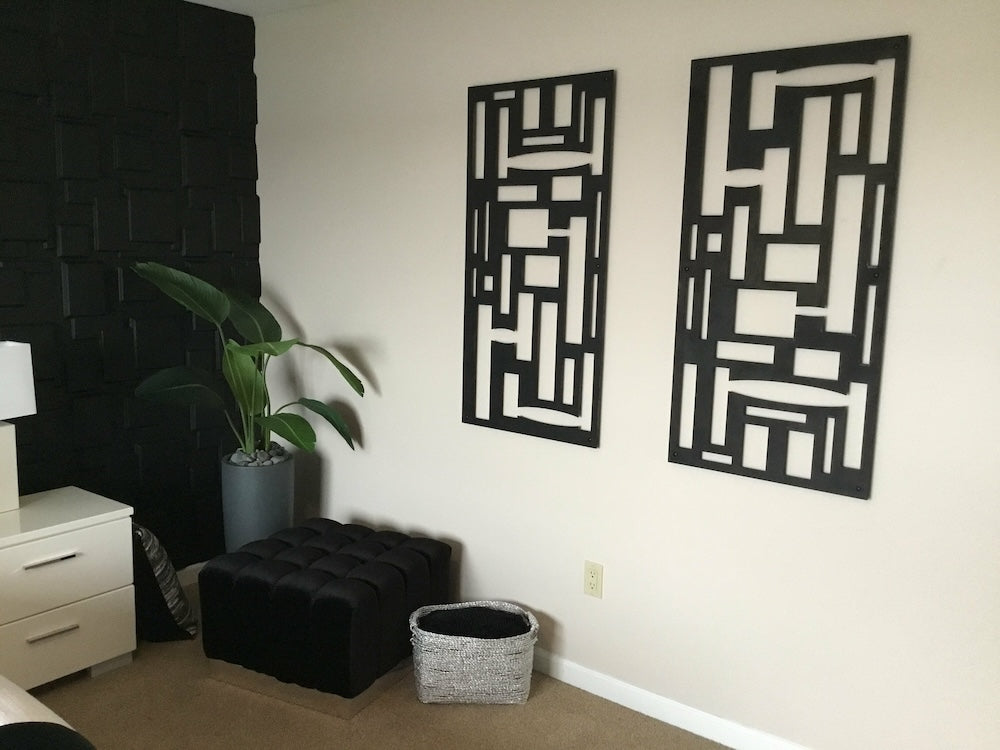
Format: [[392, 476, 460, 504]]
[[0, 342, 36, 421]]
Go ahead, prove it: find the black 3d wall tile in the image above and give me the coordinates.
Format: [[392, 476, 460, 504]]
[[61, 262, 109, 316], [0, 182, 48, 239], [0, 0, 259, 566], [56, 121, 101, 179], [57, 224, 94, 257], [128, 189, 178, 242]]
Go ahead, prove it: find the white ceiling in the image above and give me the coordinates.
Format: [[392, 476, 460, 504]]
[[188, 0, 327, 17]]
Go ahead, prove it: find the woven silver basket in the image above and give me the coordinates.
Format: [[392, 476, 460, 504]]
[[410, 600, 539, 704]]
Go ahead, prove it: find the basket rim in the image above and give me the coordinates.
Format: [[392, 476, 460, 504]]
[[409, 600, 539, 641]]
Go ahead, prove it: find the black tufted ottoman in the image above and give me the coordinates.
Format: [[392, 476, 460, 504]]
[[198, 518, 451, 698]]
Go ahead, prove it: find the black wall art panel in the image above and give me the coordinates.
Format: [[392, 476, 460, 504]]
[[668, 37, 909, 498], [463, 71, 615, 447], [0, 0, 258, 565]]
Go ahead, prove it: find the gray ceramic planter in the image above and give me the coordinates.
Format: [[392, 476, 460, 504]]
[[220, 455, 294, 551]]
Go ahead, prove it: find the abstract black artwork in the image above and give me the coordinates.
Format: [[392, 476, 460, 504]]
[[668, 37, 909, 498], [463, 71, 615, 447]]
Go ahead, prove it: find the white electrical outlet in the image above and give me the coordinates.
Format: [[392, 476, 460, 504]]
[[584, 560, 603, 598]]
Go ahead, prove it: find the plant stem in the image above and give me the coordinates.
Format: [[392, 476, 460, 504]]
[[223, 412, 244, 454], [260, 353, 271, 449]]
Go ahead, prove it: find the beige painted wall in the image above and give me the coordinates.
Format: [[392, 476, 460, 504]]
[[254, 1, 1000, 747]]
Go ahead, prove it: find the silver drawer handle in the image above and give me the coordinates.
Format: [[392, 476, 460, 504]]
[[26, 623, 81, 645], [22, 551, 79, 570]]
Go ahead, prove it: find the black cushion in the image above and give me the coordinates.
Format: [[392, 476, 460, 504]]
[[0, 722, 96, 750], [417, 606, 530, 638], [132, 523, 198, 642]]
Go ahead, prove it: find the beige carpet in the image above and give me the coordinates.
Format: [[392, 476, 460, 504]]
[[31, 637, 728, 749]]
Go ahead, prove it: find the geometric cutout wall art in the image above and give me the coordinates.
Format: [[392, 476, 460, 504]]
[[463, 71, 615, 447], [668, 37, 909, 498]]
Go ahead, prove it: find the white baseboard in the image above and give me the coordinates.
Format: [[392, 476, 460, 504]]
[[533, 648, 810, 750]]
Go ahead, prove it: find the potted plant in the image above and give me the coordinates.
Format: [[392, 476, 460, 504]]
[[132, 261, 364, 550]]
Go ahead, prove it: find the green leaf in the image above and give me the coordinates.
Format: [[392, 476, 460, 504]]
[[133, 262, 229, 327], [135, 367, 227, 410], [296, 397, 355, 449], [258, 413, 316, 452], [298, 342, 365, 397], [222, 341, 266, 417], [225, 289, 282, 344], [230, 339, 298, 358]]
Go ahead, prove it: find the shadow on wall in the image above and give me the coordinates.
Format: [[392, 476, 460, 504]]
[[291, 399, 364, 519], [342, 510, 560, 655], [293, 450, 325, 520], [261, 287, 382, 397], [530, 609, 560, 656]]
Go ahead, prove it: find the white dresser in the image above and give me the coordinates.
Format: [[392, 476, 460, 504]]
[[0, 486, 136, 689]]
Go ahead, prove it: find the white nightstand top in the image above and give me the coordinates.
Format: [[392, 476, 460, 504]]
[[0, 487, 133, 549]]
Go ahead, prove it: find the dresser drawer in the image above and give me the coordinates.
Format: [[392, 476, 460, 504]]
[[0, 585, 136, 689], [0, 517, 132, 626]]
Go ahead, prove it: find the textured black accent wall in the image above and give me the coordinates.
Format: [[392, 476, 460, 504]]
[[0, 0, 259, 566]]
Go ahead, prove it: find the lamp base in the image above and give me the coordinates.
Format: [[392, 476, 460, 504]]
[[0, 421, 20, 513]]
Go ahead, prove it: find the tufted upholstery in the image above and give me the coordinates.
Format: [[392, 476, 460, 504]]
[[199, 518, 451, 698]]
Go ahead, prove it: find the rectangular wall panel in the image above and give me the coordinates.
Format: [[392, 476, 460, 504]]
[[668, 37, 909, 498], [462, 71, 615, 447]]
